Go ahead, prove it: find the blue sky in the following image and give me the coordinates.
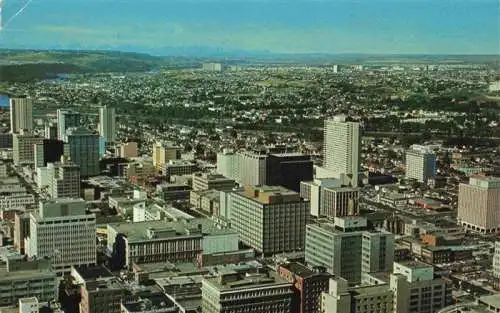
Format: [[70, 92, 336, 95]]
[[0, 0, 498, 54]]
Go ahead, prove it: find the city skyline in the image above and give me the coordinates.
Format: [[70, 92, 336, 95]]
[[0, 0, 497, 55]]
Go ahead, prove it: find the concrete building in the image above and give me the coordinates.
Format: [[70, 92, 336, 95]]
[[321, 277, 394, 313], [46, 161, 81, 199], [192, 172, 235, 191], [71, 266, 124, 313], [27, 199, 96, 272], [493, 241, 500, 289], [121, 292, 179, 313], [405, 145, 437, 183], [152, 142, 183, 170], [323, 115, 361, 187], [65, 127, 100, 177], [202, 62, 222, 72], [301, 178, 359, 217], [57, 109, 81, 141], [201, 270, 295, 313], [390, 261, 452, 313], [305, 217, 394, 284], [216, 149, 237, 179], [229, 185, 309, 255], [457, 176, 500, 233], [14, 212, 30, 254], [0, 194, 34, 210], [13, 131, 44, 165], [115, 142, 138, 158], [0, 258, 57, 307], [107, 220, 202, 268], [19, 297, 39, 313], [236, 151, 267, 186], [44, 122, 57, 140], [162, 160, 196, 179], [98, 106, 117, 143], [277, 262, 332, 313], [10, 96, 33, 134], [266, 153, 313, 192]]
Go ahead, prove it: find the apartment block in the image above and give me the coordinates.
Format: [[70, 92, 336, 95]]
[[405, 145, 437, 183]]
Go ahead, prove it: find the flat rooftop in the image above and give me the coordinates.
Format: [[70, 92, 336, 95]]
[[73, 265, 113, 281], [396, 260, 433, 269], [239, 185, 301, 205], [351, 284, 392, 297], [279, 262, 317, 277], [109, 218, 236, 242], [204, 272, 289, 291]]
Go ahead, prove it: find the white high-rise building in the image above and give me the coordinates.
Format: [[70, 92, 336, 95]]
[[216, 149, 237, 179], [10, 97, 33, 134], [405, 145, 437, 183], [300, 178, 359, 217], [98, 106, 116, 143], [27, 198, 96, 272], [236, 151, 267, 186], [323, 115, 361, 187], [65, 127, 100, 177], [57, 109, 81, 141]]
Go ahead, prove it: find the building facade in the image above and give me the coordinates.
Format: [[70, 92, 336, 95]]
[[229, 185, 309, 255], [323, 115, 361, 187], [65, 127, 100, 177], [10, 96, 33, 134], [405, 145, 437, 183], [57, 109, 81, 140], [13, 132, 44, 165], [27, 199, 96, 272], [457, 176, 500, 233], [98, 106, 117, 143]]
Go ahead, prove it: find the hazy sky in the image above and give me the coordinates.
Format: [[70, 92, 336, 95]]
[[0, 0, 498, 54]]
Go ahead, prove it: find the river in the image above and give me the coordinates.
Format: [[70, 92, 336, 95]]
[[0, 95, 9, 108]]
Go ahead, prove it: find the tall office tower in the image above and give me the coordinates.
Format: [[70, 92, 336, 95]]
[[27, 198, 96, 272], [46, 161, 81, 199], [13, 131, 44, 165], [57, 109, 81, 140], [229, 185, 309, 255], [34, 139, 65, 169], [457, 176, 500, 233], [405, 145, 437, 183], [98, 106, 116, 143], [321, 277, 394, 313], [266, 153, 313, 192], [10, 96, 33, 134], [201, 270, 295, 313], [44, 122, 58, 139], [305, 217, 394, 284], [301, 178, 359, 217], [323, 115, 361, 187], [216, 149, 237, 179], [236, 151, 267, 186], [66, 127, 100, 177], [390, 261, 452, 313], [152, 141, 183, 170]]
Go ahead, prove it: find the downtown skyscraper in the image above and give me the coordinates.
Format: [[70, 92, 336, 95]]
[[323, 115, 361, 187], [98, 106, 117, 143], [9, 96, 33, 134]]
